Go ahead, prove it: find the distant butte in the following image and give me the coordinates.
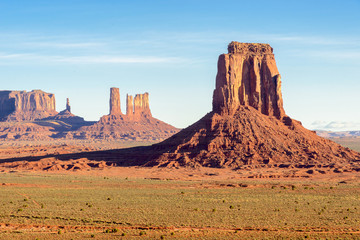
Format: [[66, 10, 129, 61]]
[[0, 90, 57, 121], [0, 88, 179, 142], [76, 88, 179, 141]]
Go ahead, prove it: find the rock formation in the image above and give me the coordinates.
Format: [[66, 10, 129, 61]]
[[66, 98, 71, 112], [213, 42, 284, 119], [53, 97, 86, 125], [126, 94, 134, 117], [77, 88, 178, 141], [0, 90, 57, 121], [121, 42, 360, 169], [125, 92, 152, 119], [109, 87, 121, 115]]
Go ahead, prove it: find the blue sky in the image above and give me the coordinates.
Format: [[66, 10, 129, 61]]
[[0, 0, 359, 131]]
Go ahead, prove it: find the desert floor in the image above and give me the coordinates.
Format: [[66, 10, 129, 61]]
[[0, 138, 359, 239]]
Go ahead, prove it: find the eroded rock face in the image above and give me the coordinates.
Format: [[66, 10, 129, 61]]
[[125, 41, 360, 169], [0, 90, 57, 121], [78, 89, 178, 141], [134, 93, 151, 117], [213, 42, 284, 119], [126, 94, 134, 117], [109, 87, 121, 115], [66, 98, 71, 112]]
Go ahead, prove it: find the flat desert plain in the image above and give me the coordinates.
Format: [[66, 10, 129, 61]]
[[0, 139, 359, 239]]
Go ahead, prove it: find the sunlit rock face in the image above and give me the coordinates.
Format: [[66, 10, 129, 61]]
[[213, 42, 284, 119], [0, 90, 57, 121]]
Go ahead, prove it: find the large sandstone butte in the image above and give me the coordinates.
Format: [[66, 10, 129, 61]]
[[78, 88, 178, 141], [0, 90, 57, 121], [127, 42, 360, 169]]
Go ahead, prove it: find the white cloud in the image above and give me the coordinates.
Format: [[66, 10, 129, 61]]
[[24, 42, 103, 48], [0, 52, 180, 64], [310, 121, 360, 131], [54, 55, 179, 63]]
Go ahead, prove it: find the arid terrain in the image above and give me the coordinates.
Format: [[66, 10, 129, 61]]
[[0, 42, 359, 239], [0, 171, 359, 239]]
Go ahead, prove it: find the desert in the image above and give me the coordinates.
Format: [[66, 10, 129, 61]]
[[0, 41, 359, 239], [1, 1, 360, 240]]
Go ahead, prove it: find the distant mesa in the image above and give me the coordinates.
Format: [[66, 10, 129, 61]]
[[120, 41, 360, 169], [0, 90, 57, 121]]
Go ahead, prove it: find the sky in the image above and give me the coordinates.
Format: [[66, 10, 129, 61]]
[[0, 0, 359, 131]]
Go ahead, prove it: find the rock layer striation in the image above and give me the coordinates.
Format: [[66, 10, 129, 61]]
[[213, 42, 284, 118]]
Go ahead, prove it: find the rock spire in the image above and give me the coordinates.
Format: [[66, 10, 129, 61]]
[[66, 98, 71, 112], [109, 87, 121, 115], [126, 94, 134, 117]]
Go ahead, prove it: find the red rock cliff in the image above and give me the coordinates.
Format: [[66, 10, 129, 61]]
[[213, 42, 284, 119], [0, 90, 57, 121]]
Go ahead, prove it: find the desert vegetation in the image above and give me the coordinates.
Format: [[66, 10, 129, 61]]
[[0, 172, 359, 239]]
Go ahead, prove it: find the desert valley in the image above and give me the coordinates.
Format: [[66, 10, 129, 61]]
[[0, 41, 359, 239]]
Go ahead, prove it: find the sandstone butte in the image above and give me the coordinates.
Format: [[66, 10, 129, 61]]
[[0, 88, 178, 141], [112, 41, 360, 169], [0, 90, 57, 121], [77, 88, 178, 141]]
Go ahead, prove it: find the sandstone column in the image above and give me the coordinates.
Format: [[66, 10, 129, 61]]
[[109, 87, 121, 115], [126, 94, 134, 116]]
